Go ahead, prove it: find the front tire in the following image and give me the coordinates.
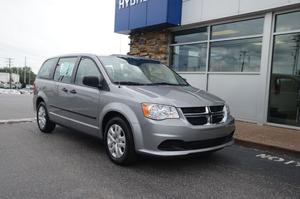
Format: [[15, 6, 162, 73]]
[[104, 117, 137, 165], [37, 102, 56, 133]]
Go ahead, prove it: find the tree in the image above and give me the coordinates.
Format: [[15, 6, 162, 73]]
[[0, 66, 36, 85]]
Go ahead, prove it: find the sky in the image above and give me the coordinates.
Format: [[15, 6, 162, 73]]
[[0, 0, 130, 73]]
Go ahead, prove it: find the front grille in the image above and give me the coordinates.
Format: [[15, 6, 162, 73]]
[[212, 114, 224, 123], [181, 107, 206, 114], [210, 105, 224, 113], [158, 132, 234, 151], [186, 116, 208, 125], [181, 105, 225, 126]]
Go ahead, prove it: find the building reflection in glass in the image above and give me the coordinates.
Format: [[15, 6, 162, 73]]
[[268, 33, 300, 126]]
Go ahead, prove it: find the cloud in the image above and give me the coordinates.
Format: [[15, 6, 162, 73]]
[[0, 0, 129, 73]]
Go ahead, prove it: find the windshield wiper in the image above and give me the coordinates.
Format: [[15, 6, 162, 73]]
[[114, 81, 150, 86], [150, 82, 188, 86]]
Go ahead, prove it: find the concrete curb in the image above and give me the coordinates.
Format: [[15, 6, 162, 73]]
[[0, 118, 35, 125], [235, 138, 300, 158]]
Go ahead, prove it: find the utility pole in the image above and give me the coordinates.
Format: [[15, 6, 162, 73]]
[[239, 51, 248, 72], [24, 56, 27, 85], [8, 58, 13, 89], [28, 67, 31, 85]]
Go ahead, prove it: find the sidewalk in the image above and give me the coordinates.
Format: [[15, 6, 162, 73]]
[[234, 121, 300, 154]]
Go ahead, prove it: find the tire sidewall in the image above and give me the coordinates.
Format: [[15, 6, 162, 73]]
[[37, 102, 51, 132], [104, 117, 135, 165]]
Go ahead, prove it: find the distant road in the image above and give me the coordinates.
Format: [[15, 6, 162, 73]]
[[0, 94, 34, 120]]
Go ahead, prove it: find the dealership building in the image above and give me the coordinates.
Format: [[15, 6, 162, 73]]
[[114, 0, 300, 129]]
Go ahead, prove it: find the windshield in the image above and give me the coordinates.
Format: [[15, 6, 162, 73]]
[[99, 56, 189, 86]]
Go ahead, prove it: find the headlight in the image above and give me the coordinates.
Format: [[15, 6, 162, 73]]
[[142, 103, 179, 120], [222, 104, 230, 122], [225, 104, 230, 115]]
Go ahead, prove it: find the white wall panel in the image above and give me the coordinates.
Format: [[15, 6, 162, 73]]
[[181, 0, 300, 25], [239, 0, 289, 14], [207, 74, 261, 121], [202, 0, 239, 21], [181, 0, 203, 25], [289, 0, 300, 3], [179, 73, 207, 91]]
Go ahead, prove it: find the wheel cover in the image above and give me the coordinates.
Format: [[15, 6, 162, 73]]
[[38, 106, 46, 129], [107, 124, 126, 159]]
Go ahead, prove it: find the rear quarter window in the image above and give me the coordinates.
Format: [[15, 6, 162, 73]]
[[37, 58, 57, 79]]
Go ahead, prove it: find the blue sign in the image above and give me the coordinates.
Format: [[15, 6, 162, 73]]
[[115, 0, 182, 34]]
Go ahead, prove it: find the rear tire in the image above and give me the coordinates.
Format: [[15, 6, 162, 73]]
[[104, 117, 137, 166], [37, 102, 56, 133]]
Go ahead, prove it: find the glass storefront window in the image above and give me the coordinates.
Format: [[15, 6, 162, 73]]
[[275, 11, 300, 32], [171, 44, 207, 72], [209, 38, 262, 72], [170, 18, 264, 73], [211, 18, 264, 40], [268, 33, 300, 126], [173, 27, 208, 44]]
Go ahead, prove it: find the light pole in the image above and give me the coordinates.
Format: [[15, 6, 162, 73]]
[[8, 58, 13, 89], [24, 57, 27, 85], [28, 67, 31, 85]]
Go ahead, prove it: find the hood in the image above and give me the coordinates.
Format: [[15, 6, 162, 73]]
[[126, 85, 224, 107]]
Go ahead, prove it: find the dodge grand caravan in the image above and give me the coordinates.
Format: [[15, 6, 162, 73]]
[[33, 54, 235, 165]]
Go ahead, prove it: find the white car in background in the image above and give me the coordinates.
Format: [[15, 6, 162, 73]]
[[3, 83, 10, 89]]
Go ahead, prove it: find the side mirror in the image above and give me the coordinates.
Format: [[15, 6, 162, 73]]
[[83, 76, 100, 88]]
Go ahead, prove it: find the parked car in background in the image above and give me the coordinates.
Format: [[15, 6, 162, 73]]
[[3, 83, 10, 89], [15, 82, 22, 89], [26, 85, 34, 89], [33, 54, 235, 165]]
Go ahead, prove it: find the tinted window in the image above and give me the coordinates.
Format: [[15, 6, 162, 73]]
[[54, 57, 77, 83], [37, 58, 57, 79], [100, 56, 188, 86], [276, 11, 300, 32], [211, 18, 264, 40], [171, 43, 207, 72], [209, 38, 262, 72], [173, 27, 208, 44], [75, 58, 102, 87], [271, 33, 300, 75], [268, 33, 300, 127]]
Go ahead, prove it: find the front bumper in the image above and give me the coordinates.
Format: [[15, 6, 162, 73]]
[[135, 115, 235, 156]]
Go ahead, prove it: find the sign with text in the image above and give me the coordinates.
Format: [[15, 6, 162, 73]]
[[118, 0, 148, 10], [114, 0, 182, 34]]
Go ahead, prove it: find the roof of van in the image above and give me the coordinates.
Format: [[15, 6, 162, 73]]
[[46, 53, 160, 62]]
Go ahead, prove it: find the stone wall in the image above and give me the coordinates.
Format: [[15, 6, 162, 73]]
[[128, 30, 170, 64]]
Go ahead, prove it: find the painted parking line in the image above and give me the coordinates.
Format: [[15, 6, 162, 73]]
[[0, 118, 35, 125], [256, 153, 300, 167]]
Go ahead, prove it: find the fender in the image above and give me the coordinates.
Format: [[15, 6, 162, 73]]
[[99, 102, 144, 150], [35, 91, 48, 109]]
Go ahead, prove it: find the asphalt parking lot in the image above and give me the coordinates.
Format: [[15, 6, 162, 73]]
[[0, 122, 299, 199], [0, 94, 33, 120]]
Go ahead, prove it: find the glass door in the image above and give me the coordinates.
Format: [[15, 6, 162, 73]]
[[268, 11, 300, 126]]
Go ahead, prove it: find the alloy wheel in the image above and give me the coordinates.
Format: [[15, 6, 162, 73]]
[[107, 124, 126, 159], [38, 106, 46, 129]]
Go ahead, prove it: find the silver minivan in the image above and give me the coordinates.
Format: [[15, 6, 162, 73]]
[[33, 54, 235, 165]]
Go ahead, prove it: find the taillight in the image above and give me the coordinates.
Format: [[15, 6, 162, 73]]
[[33, 82, 37, 94]]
